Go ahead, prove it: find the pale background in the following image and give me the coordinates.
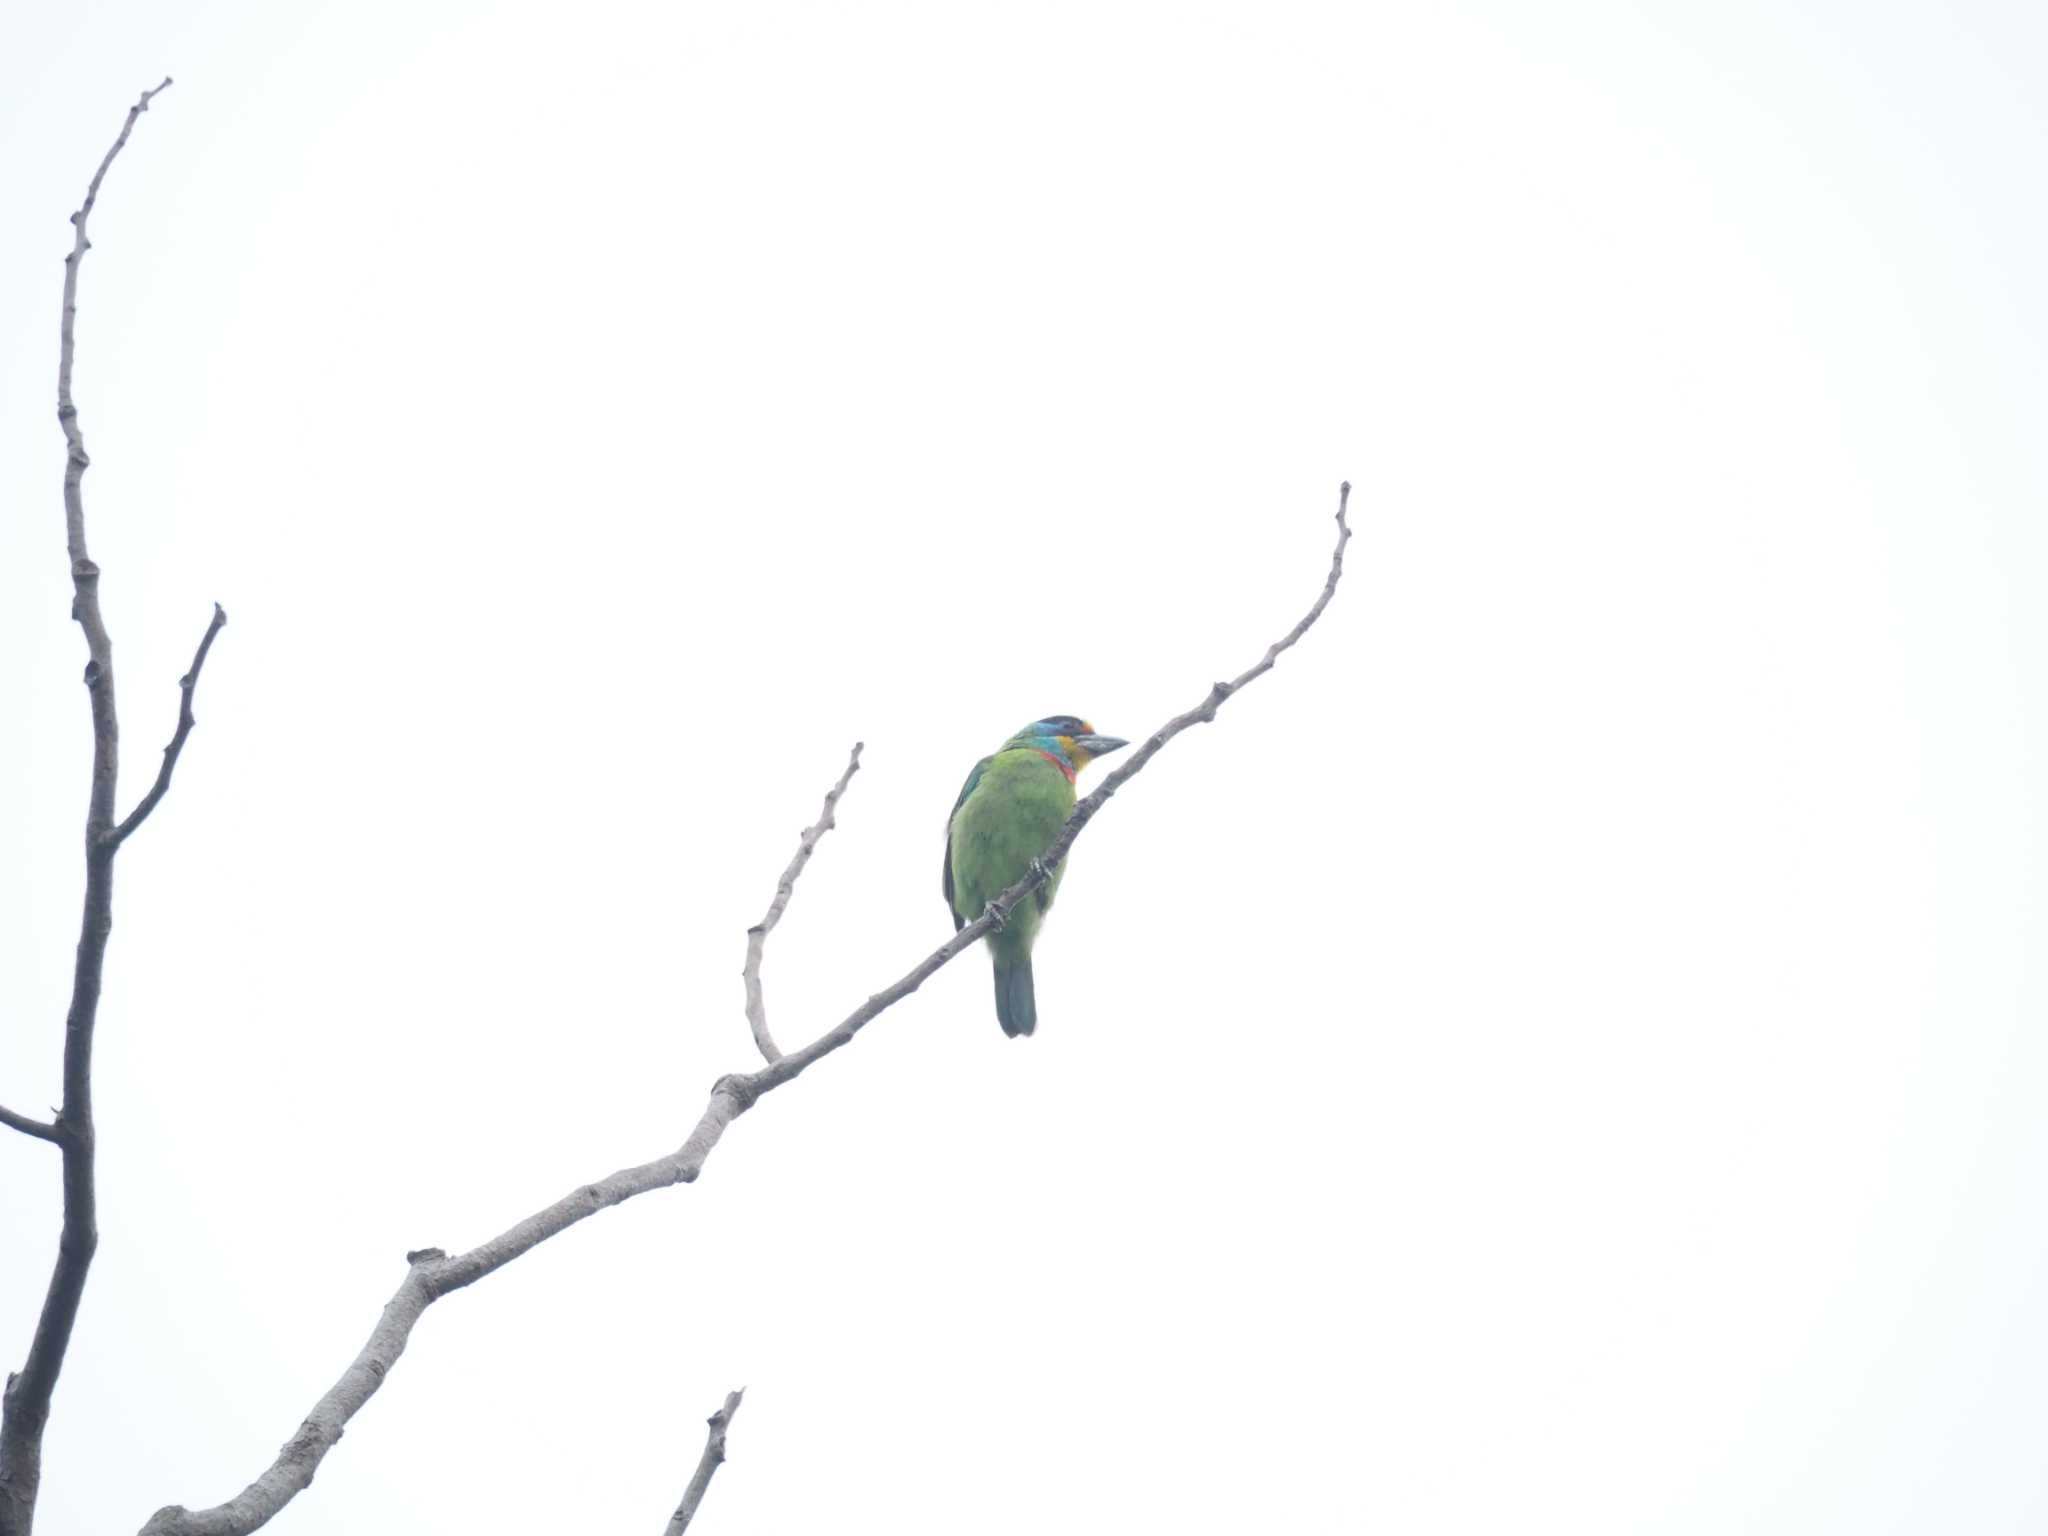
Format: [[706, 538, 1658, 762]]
[[3, 2, 2044, 1532]]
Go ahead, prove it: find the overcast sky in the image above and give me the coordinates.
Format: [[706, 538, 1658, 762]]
[[3, 2, 2044, 1532]]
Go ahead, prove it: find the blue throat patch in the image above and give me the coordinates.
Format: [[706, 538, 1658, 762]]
[[1028, 734, 1076, 773]]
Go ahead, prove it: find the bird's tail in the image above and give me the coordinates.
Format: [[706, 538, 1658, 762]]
[[993, 957, 1036, 1038]]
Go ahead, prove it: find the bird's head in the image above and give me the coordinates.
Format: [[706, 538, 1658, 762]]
[[1006, 715, 1130, 774]]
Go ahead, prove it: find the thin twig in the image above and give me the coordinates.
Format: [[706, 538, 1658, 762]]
[[109, 603, 227, 845], [743, 744, 863, 1062], [662, 1389, 744, 1536], [0, 78, 174, 1536], [137, 485, 1353, 1536], [0, 1107, 62, 1146]]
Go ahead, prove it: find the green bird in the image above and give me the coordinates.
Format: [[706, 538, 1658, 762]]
[[944, 715, 1129, 1037]]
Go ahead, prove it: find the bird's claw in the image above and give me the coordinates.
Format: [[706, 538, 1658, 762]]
[[982, 860, 1052, 934]]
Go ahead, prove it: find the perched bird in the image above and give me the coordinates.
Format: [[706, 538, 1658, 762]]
[[944, 716, 1129, 1037]]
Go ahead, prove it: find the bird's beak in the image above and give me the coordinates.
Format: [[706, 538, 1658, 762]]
[[1072, 733, 1129, 759]]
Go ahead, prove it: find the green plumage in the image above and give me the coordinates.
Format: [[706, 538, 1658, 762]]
[[944, 717, 1126, 1038]]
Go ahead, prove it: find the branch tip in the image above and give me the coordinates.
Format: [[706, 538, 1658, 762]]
[[741, 740, 865, 1063], [108, 601, 229, 845], [665, 1389, 747, 1535]]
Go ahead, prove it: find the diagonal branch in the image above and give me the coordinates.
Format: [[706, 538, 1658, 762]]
[[743, 744, 862, 1062], [1, 77, 176, 1536], [0, 1106, 63, 1146], [980, 479, 1353, 931], [136, 484, 1353, 1536], [662, 1389, 744, 1536], [109, 603, 227, 846]]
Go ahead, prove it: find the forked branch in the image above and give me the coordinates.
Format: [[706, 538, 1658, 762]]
[[138, 483, 1352, 1536], [3, 76, 223, 1536]]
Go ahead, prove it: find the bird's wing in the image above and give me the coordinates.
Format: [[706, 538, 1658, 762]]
[[941, 755, 992, 931]]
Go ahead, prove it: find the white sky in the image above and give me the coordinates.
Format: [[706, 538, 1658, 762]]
[[2, 2, 2044, 1532]]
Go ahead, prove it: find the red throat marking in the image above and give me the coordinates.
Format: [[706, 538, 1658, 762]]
[[1035, 749, 1077, 783]]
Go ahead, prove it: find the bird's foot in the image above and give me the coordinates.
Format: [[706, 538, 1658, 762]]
[[1027, 856, 1051, 884], [982, 900, 1008, 932]]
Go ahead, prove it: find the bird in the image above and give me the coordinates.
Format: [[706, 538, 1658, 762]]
[[943, 716, 1129, 1037]]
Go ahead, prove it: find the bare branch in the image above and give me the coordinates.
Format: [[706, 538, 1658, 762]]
[[136, 485, 1353, 1536], [978, 479, 1355, 932], [743, 482, 1353, 1093], [108, 603, 227, 846], [663, 1390, 744, 1536], [0, 1107, 62, 1146], [743, 743, 863, 1062], [1, 78, 175, 1536]]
